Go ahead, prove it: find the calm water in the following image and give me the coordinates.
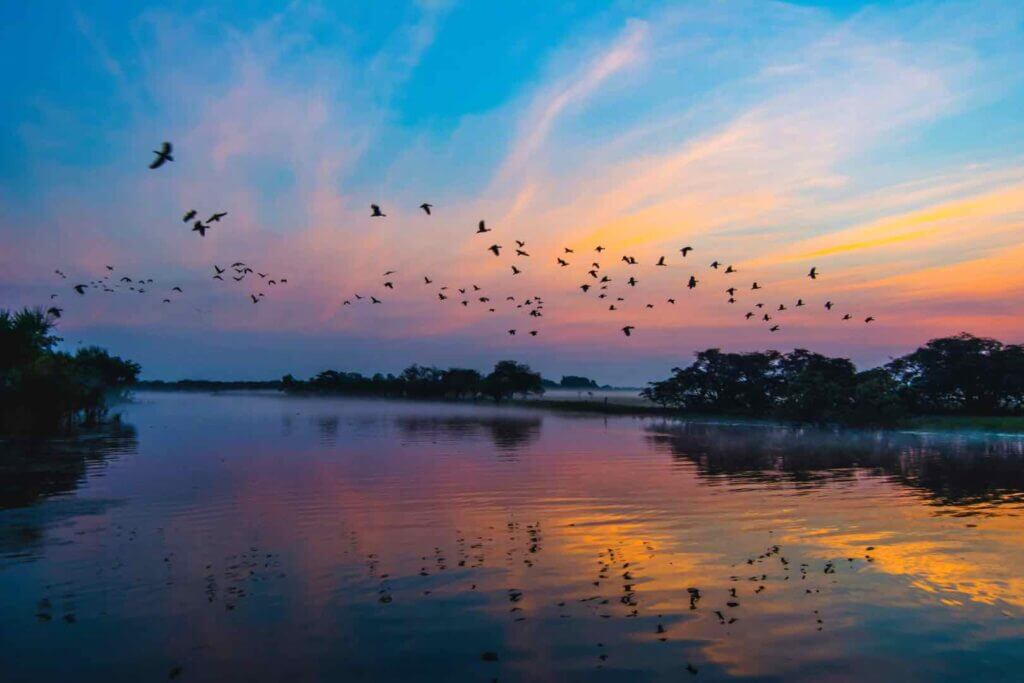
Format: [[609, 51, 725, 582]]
[[2, 392, 1024, 682]]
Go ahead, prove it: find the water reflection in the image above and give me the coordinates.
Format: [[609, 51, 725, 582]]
[[2, 392, 1023, 682], [644, 420, 1024, 507], [0, 424, 136, 557], [395, 415, 542, 452]]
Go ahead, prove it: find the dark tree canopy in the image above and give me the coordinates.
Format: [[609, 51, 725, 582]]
[[642, 333, 1021, 425], [0, 308, 140, 434]]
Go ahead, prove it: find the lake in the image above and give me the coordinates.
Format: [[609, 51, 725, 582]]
[[2, 391, 1023, 682]]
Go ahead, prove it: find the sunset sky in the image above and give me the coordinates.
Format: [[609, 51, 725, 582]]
[[1, 1, 1023, 384]]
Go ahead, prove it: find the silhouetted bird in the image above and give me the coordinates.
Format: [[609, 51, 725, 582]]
[[424, 276, 433, 284], [370, 204, 386, 217], [477, 220, 490, 233], [149, 142, 173, 169], [508, 329, 516, 335], [251, 294, 259, 304], [667, 298, 676, 304], [745, 312, 754, 319], [711, 261, 720, 269], [384, 282, 394, 289], [420, 203, 432, 215], [622, 326, 635, 336], [208, 212, 228, 222], [214, 265, 225, 274], [627, 277, 638, 287], [808, 267, 818, 279], [796, 299, 804, 306], [580, 284, 591, 292], [47, 307, 62, 318], [516, 249, 529, 256], [192, 221, 210, 236], [825, 301, 834, 310], [680, 246, 693, 256], [172, 286, 182, 292], [557, 258, 569, 267], [371, 297, 381, 304], [842, 314, 852, 320], [73, 284, 86, 294], [511, 265, 521, 275], [489, 244, 502, 256], [529, 330, 538, 336], [162, 298, 171, 303], [656, 256, 666, 266], [770, 325, 780, 332], [865, 316, 875, 323], [751, 282, 761, 290], [183, 209, 197, 222], [688, 276, 698, 289], [595, 246, 605, 252]]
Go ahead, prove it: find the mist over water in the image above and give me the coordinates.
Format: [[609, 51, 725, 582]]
[[2, 391, 1023, 682]]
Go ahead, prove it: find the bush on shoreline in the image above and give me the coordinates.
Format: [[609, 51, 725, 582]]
[[0, 308, 140, 435]]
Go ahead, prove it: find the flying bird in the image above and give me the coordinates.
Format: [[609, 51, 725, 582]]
[[477, 220, 490, 233], [183, 210, 197, 222], [419, 203, 433, 215], [865, 316, 875, 323], [192, 221, 210, 236], [370, 204, 386, 217], [73, 284, 86, 294], [688, 276, 698, 289], [149, 142, 173, 169], [371, 297, 381, 304], [680, 246, 693, 256], [251, 294, 259, 304], [208, 212, 228, 222], [489, 244, 502, 256], [808, 267, 818, 279], [172, 286, 182, 293], [825, 301, 834, 310], [511, 265, 521, 275], [47, 307, 62, 318], [656, 256, 666, 266], [621, 326, 635, 337]]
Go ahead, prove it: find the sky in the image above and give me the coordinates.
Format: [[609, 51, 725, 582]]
[[1, 1, 1023, 385]]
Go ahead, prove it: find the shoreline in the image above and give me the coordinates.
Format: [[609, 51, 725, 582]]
[[126, 386, 1024, 436]]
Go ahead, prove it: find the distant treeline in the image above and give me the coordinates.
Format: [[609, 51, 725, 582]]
[[642, 333, 1024, 425], [136, 379, 283, 391], [282, 361, 545, 403], [1, 308, 140, 434]]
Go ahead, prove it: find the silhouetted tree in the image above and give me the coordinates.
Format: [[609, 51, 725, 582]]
[[887, 333, 1012, 414], [482, 360, 544, 403], [0, 307, 139, 434]]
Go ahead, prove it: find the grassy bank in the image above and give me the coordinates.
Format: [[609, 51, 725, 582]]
[[901, 415, 1024, 433], [513, 397, 1024, 434]]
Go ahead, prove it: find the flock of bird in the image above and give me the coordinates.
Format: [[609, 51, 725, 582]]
[[46, 140, 876, 337]]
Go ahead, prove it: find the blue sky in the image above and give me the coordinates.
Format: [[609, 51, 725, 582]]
[[1, 1, 1023, 384]]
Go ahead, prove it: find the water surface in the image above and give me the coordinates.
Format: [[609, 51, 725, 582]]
[[2, 391, 1023, 681]]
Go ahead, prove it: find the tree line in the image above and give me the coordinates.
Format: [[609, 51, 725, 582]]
[[641, 333, 1024, 425], [1, 308, 140, 434], [282, 360, 545, 403]]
